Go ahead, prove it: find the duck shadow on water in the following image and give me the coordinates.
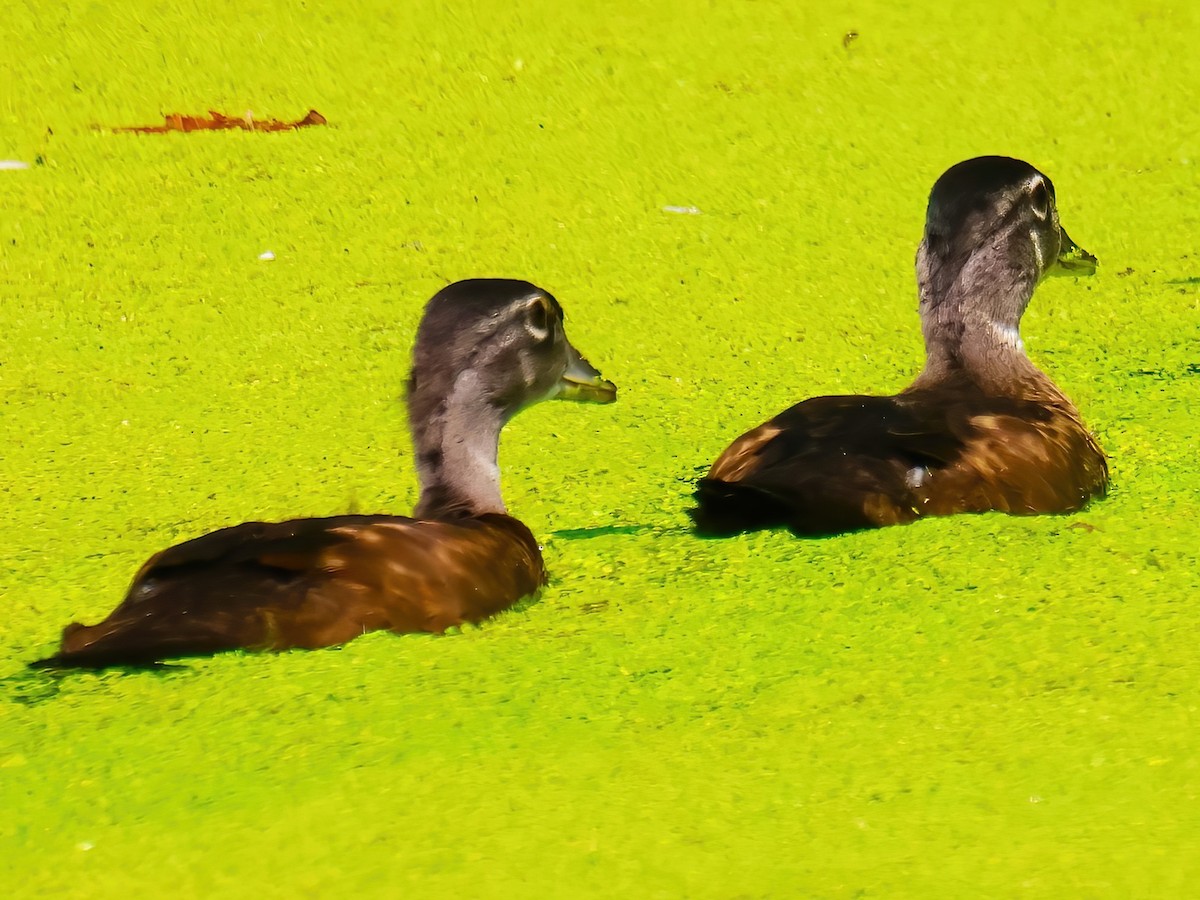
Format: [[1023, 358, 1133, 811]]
[[548, 472, 704, 541], [548, 523, 692, 540], [2, 659, 197, 704]]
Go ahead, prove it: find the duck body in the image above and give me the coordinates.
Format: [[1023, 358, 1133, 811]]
[[37, 279, 615, 668], [49, 514, 543, 668], [693, 156, 1107, 537], [696, 373, 1107, 536]]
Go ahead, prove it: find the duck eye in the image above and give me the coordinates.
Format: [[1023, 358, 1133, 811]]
[[1029, 179, 1051, 221], [524, 296, 553, 342]]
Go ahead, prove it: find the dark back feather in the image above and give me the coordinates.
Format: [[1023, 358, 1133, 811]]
[[35, 513, 544, 668], [693, 378, 1107, 536]]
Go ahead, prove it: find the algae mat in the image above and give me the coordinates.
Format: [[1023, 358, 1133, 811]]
[[2, 1, 1198, 895]]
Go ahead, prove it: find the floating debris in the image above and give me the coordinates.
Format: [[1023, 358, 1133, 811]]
[[0, 160, 30, 170], [663, 205, 702, 215], [258, 250, 276, 261], [110, 109, 327, 134]]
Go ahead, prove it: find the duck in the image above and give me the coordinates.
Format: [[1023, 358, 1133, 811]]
[[692, 156, 1107, 536], [35, 279, 617, 668]]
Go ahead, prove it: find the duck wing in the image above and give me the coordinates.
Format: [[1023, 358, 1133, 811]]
[[694, 388, 1106, 535], [914, 400, 1108, 517], [34, 513, 544, 668], [694, 395, 963, 535]]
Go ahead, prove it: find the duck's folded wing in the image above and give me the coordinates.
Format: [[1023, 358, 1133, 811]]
[[128, 514, 391, 583], [694, 396, 968, 535], [35, 514, 546, 668], [917, 402, 1108, 515], [33, 515, 401, 667]]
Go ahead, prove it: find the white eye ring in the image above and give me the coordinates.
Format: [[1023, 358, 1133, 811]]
[[524, 296, 552, 342], [1028, 177, 1051, 222]]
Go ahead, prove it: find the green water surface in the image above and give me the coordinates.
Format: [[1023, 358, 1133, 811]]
[[2, 1, 1198, 896]]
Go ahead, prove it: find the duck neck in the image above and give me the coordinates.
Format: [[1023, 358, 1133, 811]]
[[410, 370, 508, 520], [914, 311, 1041, 397], [910, 253, 1063, 402]]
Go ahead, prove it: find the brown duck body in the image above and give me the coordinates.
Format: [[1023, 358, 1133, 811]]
[[693, 156, 1107, 536], [36, 279, 616, 668], [696, 371, 1107, 535], [50, 514, 544, 668]]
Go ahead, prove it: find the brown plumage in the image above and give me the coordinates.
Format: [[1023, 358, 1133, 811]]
[[36, 279, 616, 668], [693, 156, 1107, 536]]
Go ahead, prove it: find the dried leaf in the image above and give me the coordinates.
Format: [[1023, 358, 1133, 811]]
[[110, 109, 327, 134]]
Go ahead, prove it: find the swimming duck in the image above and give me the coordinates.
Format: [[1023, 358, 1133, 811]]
[[35, 279, 616, 667], [692, 156, 1106, 536]]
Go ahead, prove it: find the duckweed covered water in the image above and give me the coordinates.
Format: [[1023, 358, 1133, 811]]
[[2, 1, 1199, 895]]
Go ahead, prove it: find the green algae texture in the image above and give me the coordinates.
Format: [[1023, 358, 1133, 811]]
[[2, 1, 1199, 896]]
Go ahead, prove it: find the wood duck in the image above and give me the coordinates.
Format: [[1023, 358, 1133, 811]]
[[36, 279, 616, 667], [692, 156, 1107, 536]]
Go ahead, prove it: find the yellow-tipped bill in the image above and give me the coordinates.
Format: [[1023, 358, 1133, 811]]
[[1053, 226, 1099, 276], [558, 344, 617, 403]]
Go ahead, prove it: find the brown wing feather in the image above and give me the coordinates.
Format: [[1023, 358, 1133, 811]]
[[706, 423, 784, 483], [918, 407, 1108, 516], [36, 513, 545, 668], [693, 395, 964, 534], [693, 385, 1107, 536]]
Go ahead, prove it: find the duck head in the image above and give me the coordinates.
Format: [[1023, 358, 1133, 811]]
[[408, 278, 616, 428], [407, 279, 616, 520], [916, 156, 1097, 337]]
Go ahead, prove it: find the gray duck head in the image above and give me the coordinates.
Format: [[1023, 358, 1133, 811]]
[[916, 156, 1097, 333]]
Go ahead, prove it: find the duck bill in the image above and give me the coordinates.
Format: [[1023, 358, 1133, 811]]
[[1051, 226, 1099, 276], [557, 344, 617, 403]]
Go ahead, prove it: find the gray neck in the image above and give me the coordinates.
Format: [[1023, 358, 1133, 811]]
[[913, 310, 1044, 397], [411, 370, 507, 520], [909, 246, 1062, 401]]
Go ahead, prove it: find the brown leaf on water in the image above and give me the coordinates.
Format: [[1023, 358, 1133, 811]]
[[110, 109, 327, 134]]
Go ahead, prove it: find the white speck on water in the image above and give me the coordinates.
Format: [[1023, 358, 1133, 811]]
[[1, 160, 31, 170], [258, 250, 275, 261], [663, 205, 702, 215], [1028, 795, 1043, 804], [77, 841, 94, 851]]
